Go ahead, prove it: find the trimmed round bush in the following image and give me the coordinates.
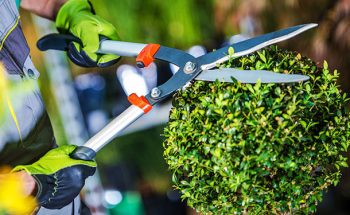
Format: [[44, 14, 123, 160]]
[[163, 46, 350, 214]]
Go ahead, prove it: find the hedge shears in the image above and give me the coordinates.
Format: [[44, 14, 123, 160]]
[[37, 23, 317, 160]]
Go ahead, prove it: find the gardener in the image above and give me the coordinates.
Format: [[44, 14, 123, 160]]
[[0, 0, 120, 214]]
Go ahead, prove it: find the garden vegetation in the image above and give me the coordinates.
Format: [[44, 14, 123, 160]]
[[163, 46, 350, 214]]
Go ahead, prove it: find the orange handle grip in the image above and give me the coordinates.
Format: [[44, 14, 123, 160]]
[[136, 44, 160, 68], [127, 93, 153, 113]]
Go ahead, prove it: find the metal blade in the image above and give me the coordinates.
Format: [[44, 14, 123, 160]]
[[195, 68, 309, 83], [198, 23, 318, 71]]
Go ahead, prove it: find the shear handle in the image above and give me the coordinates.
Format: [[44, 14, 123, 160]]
[[37, 33, 147, 57], [70, 94, 152, 160]]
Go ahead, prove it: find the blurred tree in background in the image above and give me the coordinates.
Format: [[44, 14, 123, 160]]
[[91, 0, 215, 48], [214, 0, 350, 91]]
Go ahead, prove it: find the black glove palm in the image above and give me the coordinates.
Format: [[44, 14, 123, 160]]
[[13, 145, 96, 209]]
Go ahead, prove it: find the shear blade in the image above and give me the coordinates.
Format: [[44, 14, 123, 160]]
[[195, 68, 309, 83], [199, 23, 318, 70]]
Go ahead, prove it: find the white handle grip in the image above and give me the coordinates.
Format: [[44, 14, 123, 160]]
[[84, 105, 145, 152], [98, 40, 147, 57]]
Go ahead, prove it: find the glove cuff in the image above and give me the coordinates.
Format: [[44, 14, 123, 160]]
[[11, 165, 35, 174], [31, 175, 46, 204], [55, 0, 93, 32]]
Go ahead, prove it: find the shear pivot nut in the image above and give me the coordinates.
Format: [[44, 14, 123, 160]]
[[151, 87, 161, 98], [184, 61, 196, 74]]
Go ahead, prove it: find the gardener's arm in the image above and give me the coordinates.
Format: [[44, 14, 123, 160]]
[[0, 171, 36, 196], [16, 171, 37, 196], [21, 0, 120, 67], [20, 0, 67, 20]]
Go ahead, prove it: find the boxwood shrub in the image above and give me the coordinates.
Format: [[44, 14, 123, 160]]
[[163, 46, 350, 214]]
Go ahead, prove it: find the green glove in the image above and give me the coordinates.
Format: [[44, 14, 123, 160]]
[[13, 145, 96, 209], [56, 0, 120, 67]]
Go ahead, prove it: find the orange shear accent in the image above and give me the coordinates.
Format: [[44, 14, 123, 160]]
[[128, 93, 153, 113], [136, 44, 160, 68]]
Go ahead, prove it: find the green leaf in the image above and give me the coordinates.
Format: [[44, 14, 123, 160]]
[[257, 51, 267, 63], [228, 47, 235, 56], [338, 161, 349, 168], [323, 60, 328, 70]]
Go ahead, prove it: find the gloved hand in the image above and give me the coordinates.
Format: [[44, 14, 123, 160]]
[[55, 0, 120, 67], [12, 145, 96, 209]]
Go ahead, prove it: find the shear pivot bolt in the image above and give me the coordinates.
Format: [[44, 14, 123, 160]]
[[151, 87, 161, 98], [184, 61, 196, 74]]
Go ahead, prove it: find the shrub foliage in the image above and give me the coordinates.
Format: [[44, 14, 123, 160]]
[[163, 46, 350, 214]]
